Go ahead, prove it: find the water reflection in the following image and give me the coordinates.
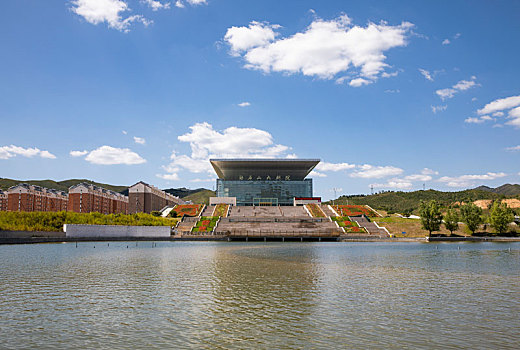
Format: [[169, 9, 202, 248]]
[[204, 244, 320, 348], [0, 242, 518, 349]]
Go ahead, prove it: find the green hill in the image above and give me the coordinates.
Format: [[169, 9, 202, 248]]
[[475, 184, 520, 196], [182, 189, 215, 205], [0, 178, 128, 194], [164, 187, 209, 198], [330, 188, 518, 214]]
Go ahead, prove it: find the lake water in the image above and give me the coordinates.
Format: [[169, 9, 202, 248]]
[[0, 242, 519, 349]]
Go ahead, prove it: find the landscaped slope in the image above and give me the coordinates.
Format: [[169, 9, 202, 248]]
[[331, 188, 515, 214], [182, 190, 216, 205]]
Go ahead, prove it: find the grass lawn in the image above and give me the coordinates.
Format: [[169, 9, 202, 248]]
[[375, 216, 519, 237]]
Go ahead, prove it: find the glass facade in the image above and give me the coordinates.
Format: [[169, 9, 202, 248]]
[[216, 179, 313, 206]]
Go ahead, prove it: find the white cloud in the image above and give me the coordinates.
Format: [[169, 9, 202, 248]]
[[161, 122, 293, 180], [419, 68, 433, 81], [431, 105, 447, 113], [316, 161, 356, 172], [436, 88, 457, 100], [442, 33, 460, 45], [164, 151, 213, 174], [156, 173, 180, 181], [85, 145, 146, 165], [350, 164, 403, 179], [224, 21, 279, 56], [71, 0, 151, 32], [190, 177, 215, 183], [238, 102, 251, 107], [421, 168, 439, 175], [436, 76, 478, 100], [381, 71, 399, 78], [438, 172, 507, 188], [471, 96, 520, 129], [309, 170, 327, 178], [404, 174, 432, 182], [0, 145, 56, 160], [134, 136, 146, 145], [142, 0, 170, 11], [506, 145, 520, 151], [465, 116, 492, 124], [224, 15, 413, 85], [506, 106, 520, 127], [173, 0, 208, 7], [453, 78, 477, 91], [371, 179, 413, 189], [385, 89, 400, 93], [477, 95, 520, 115], [349, 78, 372, 87], [39, 151, 56, 159], [70, 150, 89, 157], [122, 130, 127, 134]]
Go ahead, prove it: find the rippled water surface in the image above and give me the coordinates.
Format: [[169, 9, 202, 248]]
[[1, 242, 519, 349]]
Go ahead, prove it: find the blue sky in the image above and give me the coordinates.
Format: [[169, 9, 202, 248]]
[[1, 0, 519, 199]]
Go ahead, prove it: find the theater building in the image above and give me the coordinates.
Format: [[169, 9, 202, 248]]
[[68, 183, 128, 214], [210, 158, 319, 206], [7, 184, 68, 212], [128, 181, 183, 214]]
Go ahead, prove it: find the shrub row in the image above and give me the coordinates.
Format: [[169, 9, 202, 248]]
[[0, 211, 178, 232]]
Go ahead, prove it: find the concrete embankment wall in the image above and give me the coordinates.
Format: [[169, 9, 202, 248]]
[[65, 224, 172, 238]]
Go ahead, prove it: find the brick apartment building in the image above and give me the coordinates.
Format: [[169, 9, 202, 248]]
[[6, 184, 68, 212], [0, 190, 7, 211], [128, 181, 184, 214], [68, 183, 128, 214]]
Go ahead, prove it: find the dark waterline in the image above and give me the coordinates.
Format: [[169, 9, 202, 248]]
[[1, 242, 519, 349]]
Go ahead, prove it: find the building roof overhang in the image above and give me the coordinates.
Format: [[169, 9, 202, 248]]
[[209, 158, 320, 181]]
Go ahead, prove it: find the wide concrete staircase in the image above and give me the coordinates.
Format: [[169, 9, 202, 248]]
[[214, 216, 342, 237], [201, 205, 215, 216], [175, 217, 198, 234], [320, 205, 337, 217], [350, 216, 389, 236]]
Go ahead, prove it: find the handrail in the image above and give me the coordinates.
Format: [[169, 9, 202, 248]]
[[365, 204, 384, 218], [328, 204, 340, 216]]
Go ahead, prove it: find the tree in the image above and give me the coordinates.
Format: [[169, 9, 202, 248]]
[[444, 208, 459, 235], [419, 200, 443, 236], [490, 201, 514, 235], [402, 208, 413, 218], [460, 203, 483, 235]]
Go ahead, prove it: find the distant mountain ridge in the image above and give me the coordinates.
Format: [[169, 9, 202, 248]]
[[473, 184, 520, 196], [164, 187, 209, 198]]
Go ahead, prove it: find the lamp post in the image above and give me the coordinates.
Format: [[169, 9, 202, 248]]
[[331, 187, 341, 206]]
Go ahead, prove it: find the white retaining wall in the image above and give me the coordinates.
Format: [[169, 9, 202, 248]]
[[209, 197, 236, 205], [64, 224, 171, 238]]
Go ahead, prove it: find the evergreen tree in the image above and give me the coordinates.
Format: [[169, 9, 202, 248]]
[[419, 200, 443, 236], [490, 201, 514, 234], [460, 202, 483, 234], [443, 208, 459, 235]]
